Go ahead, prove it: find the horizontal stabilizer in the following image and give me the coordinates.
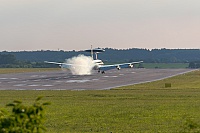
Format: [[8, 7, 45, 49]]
[[85, 48, 105, 53]]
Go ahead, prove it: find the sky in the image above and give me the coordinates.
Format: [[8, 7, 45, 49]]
[[1, 0, 200, 51]]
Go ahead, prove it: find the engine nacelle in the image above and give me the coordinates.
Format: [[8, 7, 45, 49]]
[[93, 65, 99, 70], [129, 64, 133, 68], [116, 66, 121, 70]]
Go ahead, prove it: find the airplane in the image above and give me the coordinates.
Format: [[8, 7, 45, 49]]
[[45, 46, 143, 74]]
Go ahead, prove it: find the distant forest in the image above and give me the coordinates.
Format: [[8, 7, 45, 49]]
[[0, 48, 200, 68]]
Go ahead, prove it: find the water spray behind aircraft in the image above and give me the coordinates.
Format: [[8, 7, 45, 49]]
[[65, 54, 95, 75]]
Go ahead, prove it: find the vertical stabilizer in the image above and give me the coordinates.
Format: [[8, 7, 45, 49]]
[[95, 52, 99, 60], [91, 45, 94, 59], [84, 46, 105, 60]]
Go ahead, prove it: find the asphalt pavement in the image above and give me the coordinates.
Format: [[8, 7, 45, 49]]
[[0, 69, 194, 90]]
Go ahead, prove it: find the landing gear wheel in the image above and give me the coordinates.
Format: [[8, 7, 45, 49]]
[[101, 71, 105, 74]]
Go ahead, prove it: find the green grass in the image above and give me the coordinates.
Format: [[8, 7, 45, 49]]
[[1, 69, 200, 132], [0, 68, 60, 74], [142, 63, 189, 69]]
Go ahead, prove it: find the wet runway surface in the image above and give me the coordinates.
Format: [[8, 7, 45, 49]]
[[0, 69, 193, 90]]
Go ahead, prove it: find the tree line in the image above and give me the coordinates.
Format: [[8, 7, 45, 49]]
[[0, 48, 200, 68], [0, 53, 58, 68]]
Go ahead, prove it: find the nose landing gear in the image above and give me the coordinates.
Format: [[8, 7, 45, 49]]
[[101, 71, 105, 74]]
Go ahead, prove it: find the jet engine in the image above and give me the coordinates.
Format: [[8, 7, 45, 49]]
[[116, 65, 121, 70], [93, 65, 99, 70], [129, 64, 133, 68]]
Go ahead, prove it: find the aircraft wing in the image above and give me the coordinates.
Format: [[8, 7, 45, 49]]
[[44, 61, 89, 69], [99, 61, 143, 71], [44, 61, 64, 65], [44, 61, 73, 69]]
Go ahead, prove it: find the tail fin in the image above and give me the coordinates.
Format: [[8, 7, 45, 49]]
[[91, 45, 94, 59]]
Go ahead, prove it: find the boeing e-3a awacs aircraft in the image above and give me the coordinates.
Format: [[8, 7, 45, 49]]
[[45, 46, 143, 74]]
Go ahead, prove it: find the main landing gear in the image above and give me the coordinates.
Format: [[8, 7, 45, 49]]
[[98, 70, 105, 74]]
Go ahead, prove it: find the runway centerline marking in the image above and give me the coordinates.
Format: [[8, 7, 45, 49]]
[[28, 84, 40, 87], [42, 85, 54, 87], [14, 84, 26, 86], [66, 79, 90, 83]]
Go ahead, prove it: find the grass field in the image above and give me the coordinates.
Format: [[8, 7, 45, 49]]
[[142, 63, 189, 69], [0, 68, 200, 132], [0, 68, 60, 74]]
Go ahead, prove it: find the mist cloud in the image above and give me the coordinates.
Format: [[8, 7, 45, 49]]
[[65, 55, 95, 75]]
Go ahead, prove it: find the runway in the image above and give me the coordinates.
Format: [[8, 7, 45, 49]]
[[0, 69, 193, 90]]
